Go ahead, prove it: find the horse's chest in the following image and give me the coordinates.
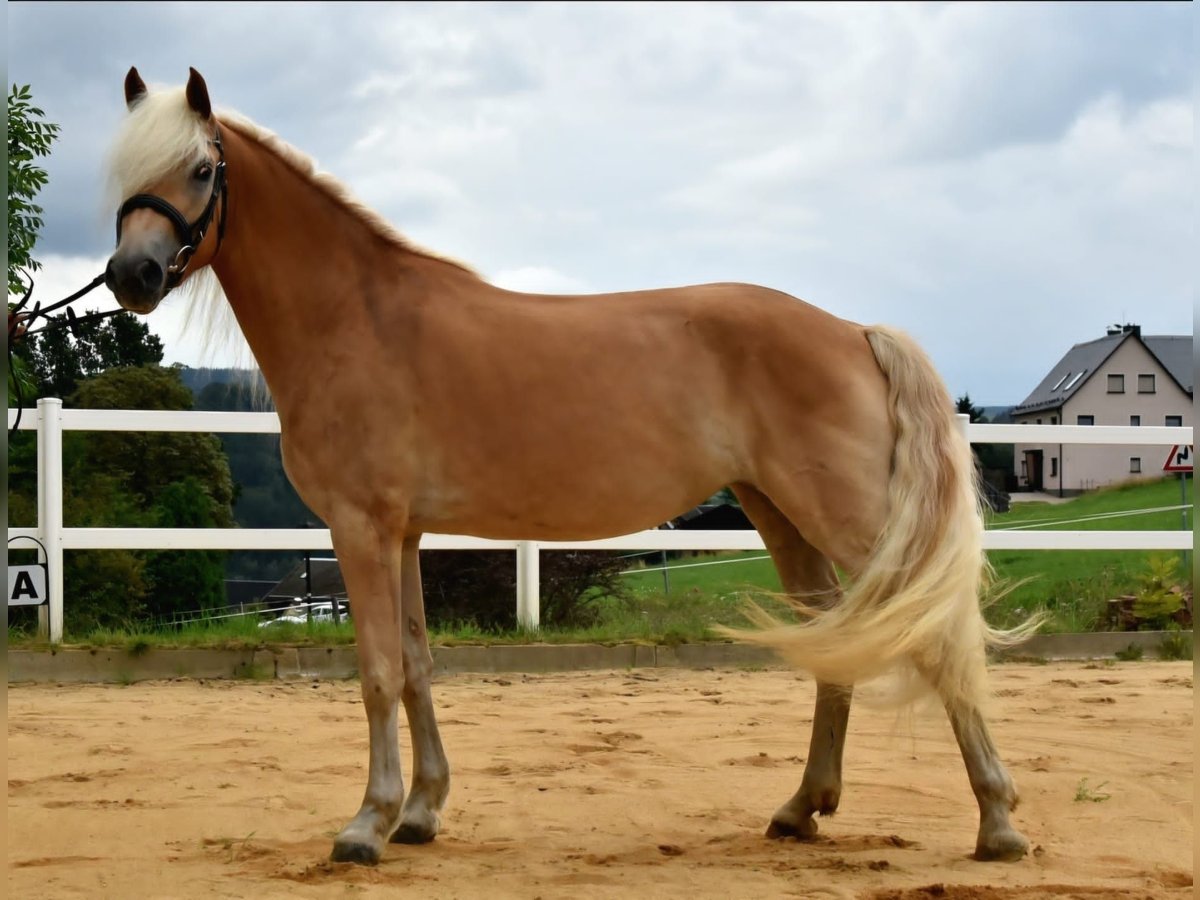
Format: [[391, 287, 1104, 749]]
[[278, 422, 425, 518]]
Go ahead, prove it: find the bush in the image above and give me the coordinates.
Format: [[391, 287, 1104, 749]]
[[420, 550, 627, 630], [1133, 555, 1187, 629]]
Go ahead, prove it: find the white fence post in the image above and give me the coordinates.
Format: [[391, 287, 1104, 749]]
[[516, 540, 540, 631], [956, 412, 970, 443], [37, 398, 65, 643]]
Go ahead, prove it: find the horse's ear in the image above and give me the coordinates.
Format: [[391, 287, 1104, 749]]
[[185, 67, 212, 120], [124, 66, 148, 110]]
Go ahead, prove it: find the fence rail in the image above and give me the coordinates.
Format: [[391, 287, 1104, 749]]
[[8, 400, 1192, 642]]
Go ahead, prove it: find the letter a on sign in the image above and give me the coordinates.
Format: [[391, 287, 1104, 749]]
[[8, 564, 47, 606], [1163, 444, 1193, 473]]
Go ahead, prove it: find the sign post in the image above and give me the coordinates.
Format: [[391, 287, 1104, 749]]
[[1162, 445, 1192, 568]]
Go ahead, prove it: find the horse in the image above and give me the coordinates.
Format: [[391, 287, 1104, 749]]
[[104, 67, 1034, 866]]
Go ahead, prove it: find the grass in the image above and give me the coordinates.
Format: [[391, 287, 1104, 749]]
[[1073, 778, 1111, 803], [1158, 629, 1193, 661], [8, 477, 1190, 650], [1114, 643, 1144, 661], [982, 476, 1191, 632]]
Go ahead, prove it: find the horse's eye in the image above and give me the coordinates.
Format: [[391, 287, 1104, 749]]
[[194, 163, 213, 182]]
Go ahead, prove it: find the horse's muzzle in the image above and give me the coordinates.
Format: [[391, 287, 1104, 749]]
[[105, 253, 165, 313]]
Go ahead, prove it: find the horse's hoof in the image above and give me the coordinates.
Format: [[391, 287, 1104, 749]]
[[766, 815, 819, 841], [390, 821, 437, 844], [974, 828, 1029, 862], [330, 840, 382, 865]]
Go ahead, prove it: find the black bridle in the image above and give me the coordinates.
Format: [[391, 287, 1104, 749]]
[[8, 124, 229, 437], [115, 124, 229, 291]]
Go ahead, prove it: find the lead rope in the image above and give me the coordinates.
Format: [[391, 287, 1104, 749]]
[[8, 270, 119, 438]]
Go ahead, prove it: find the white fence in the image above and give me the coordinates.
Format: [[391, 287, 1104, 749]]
[[7, 399, 1192, 642]]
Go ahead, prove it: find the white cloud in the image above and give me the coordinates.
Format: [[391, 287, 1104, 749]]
[[490, 266, 589, 295]]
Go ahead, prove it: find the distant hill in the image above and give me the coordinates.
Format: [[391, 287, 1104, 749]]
[[980, 405, 1015, 423], [178, 367, 265, 399]]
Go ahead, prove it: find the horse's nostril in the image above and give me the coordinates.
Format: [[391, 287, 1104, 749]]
[[136, 258, 164, 292]]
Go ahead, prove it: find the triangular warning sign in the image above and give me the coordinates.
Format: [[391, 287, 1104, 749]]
[[1163, 444, 1193, 473]]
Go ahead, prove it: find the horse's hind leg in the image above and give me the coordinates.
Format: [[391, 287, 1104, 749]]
[[732, 484, 852, 841], [920, 661, 1029, 861], [390, 537, 450, 844]]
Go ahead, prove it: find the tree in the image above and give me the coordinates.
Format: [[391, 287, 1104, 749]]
[[57, 367, 235, 628], [69, 366, 234, 524], [9, 364, 237, 633], [8, 83, 60, 296], [957, 393, 1013, 482], [956, 393, 986, 423], [23, 310, 165, 399], [8, 82, 60, 409], [143, 478, 226, 618]]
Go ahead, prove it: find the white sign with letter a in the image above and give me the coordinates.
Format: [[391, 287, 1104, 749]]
[[8, 564, 47, 606]]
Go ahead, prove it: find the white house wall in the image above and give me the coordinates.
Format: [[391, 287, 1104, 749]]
[[1013, 337, 1192, 492]]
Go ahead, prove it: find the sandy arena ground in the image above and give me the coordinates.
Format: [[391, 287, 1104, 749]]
[[8, 660, 1194, 899]]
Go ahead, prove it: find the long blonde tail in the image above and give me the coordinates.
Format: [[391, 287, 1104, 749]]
[[720, 325, 1037, 714]]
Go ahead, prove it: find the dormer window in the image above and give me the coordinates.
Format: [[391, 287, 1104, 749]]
[[1062, 370, 1086, 391]]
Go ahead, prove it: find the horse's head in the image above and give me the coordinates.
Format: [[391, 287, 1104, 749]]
[[105, 67, 227, 314]]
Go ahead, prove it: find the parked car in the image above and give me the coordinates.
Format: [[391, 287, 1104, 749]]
[[258, 613, 308, 628], [258, 600, 350, 628]]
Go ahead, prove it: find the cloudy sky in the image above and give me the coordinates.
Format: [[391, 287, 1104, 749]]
[[8, 2, 1193, 405]]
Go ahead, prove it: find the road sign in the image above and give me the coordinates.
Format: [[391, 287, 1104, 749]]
[[8, 564, 47, 606], [1163, 444, 1193, 473]]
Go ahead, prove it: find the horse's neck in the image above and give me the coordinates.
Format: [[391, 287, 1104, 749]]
[[210, 126, 419, 412]]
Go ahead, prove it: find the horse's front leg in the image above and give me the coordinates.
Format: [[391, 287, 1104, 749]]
[[329, 516, 407, 865], [391, 536, 450, 844]]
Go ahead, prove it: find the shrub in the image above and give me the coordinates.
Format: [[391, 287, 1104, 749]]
[[1133, 555, 1186, 628], [420, 550, 627, 630]]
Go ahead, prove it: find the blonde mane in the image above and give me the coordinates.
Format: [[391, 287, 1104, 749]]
[[105, 83, 477, 390]]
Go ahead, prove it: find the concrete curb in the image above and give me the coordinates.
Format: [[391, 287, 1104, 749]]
[[6, 631, 1190, 684]]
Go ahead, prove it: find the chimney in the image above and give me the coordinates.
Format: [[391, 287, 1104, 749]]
[[1122, 323, 1141, 338]]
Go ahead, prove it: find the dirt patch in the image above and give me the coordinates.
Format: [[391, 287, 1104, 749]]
[[7, 662, 1193, 898]]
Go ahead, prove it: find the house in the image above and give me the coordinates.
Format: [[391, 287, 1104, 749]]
[[1011, 324, 1193, 494]]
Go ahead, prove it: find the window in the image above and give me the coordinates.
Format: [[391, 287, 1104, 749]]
[[1138, 374, 1155, 393], [1077, 415, 1095, 425], [1063, 370, 1086, 391], [1107, 374, 1124, 393], [1036, 418, 1043, 425], [1050, 416, 1058, 425], [1166, 415, 1183, 427], [1050, 457, 1058, 477], [1130, 457, 1142, 474], [1051, 372, 1071, 391], [1130, 415, 1140, 426]]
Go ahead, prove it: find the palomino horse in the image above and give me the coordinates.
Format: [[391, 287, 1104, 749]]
[[105, 68, 1033, 866]]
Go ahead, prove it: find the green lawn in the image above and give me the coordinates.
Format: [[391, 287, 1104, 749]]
[[615, 476, 1192, 635]]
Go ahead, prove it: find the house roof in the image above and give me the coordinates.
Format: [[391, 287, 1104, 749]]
[[1013, 330, 1193, 415], [1143, 335, 1193, 394], [265, 558, 347, 601]]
